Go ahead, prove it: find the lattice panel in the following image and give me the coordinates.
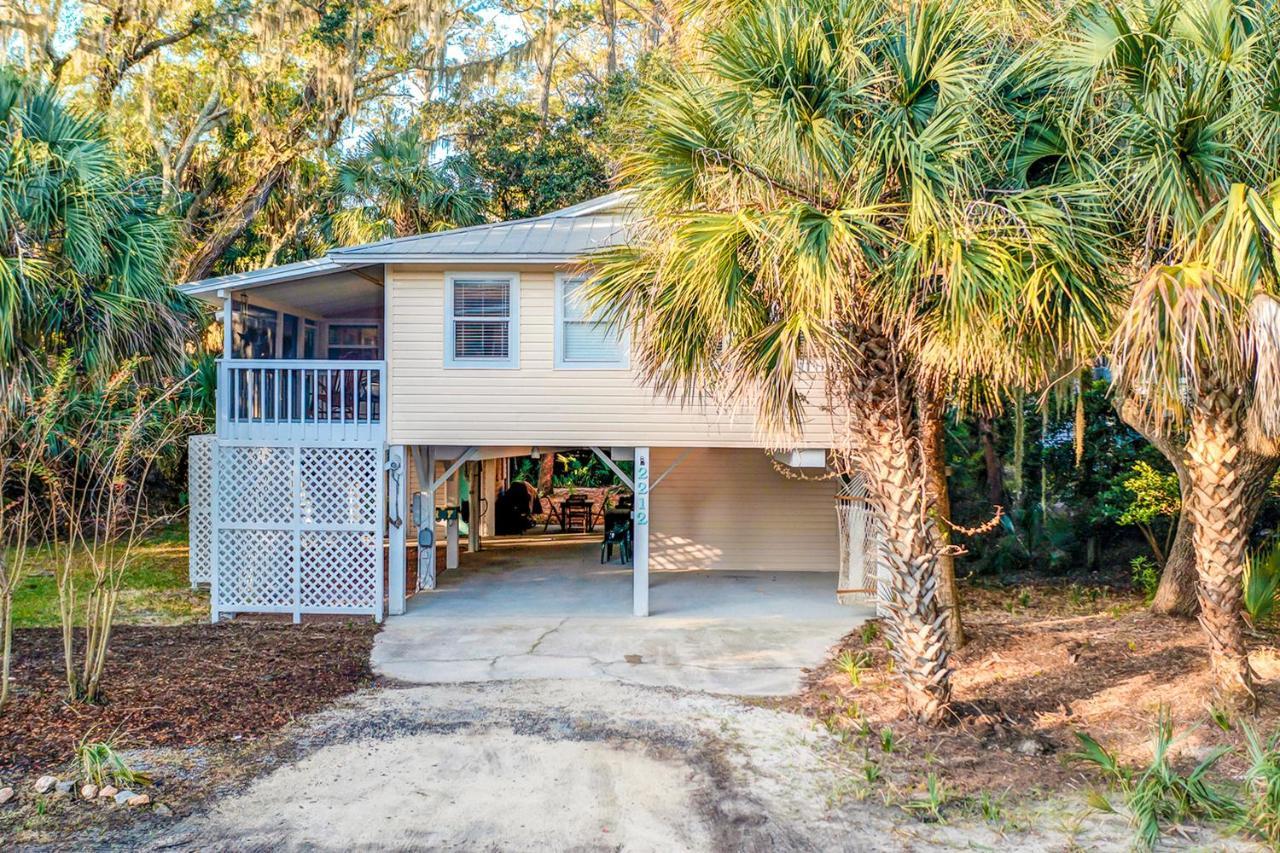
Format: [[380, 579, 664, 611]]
[[210, 440, 383, 620], [300, 530, 379, 609], [217, 445, 294, 525], [299, 446, 380, 526], [188, 435, 215, 585], [837, 473, 884, 610], [216, 528, 294, 609]]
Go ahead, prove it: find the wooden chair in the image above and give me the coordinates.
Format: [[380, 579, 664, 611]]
[[561, 494, 592, 532]]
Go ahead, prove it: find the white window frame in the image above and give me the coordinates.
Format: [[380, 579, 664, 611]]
[[554, 271, 629, 370], [445, 272, 520, 369]]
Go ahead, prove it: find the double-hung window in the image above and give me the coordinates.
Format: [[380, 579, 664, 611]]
[[446, 273, 519, 368], [555, 273, 626, 368]]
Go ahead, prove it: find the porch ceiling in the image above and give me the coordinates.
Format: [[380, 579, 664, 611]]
[[239, 268, 384, 318]]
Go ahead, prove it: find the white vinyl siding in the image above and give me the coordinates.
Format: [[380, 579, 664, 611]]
[[386, 264, 833, 447], [555, 273, 626, 368], [650, 447, 839, 571], [445, 273, 519, 368]]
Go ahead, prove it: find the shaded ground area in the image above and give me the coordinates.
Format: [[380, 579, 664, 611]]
[[792, 585, 1280, 799], [0, 622, 379, 778], [378, 537, 871, 694]]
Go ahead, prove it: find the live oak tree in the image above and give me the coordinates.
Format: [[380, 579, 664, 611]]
[[1030, 0, 1280, 706], [590, 0, 1116, 723]]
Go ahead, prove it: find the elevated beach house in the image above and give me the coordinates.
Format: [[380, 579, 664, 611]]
[[181, 193, 877, 622]]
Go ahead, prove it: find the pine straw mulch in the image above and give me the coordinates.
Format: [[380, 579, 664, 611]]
[[788, 585, 1280, 800], [0, 621, 380, 780]]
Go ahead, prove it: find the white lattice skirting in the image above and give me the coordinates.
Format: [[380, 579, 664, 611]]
[[188, 435, 215, 586], [206, 442, 384, 621]]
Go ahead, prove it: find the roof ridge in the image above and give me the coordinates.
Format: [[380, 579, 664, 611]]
[[327, 192, 633, 258]]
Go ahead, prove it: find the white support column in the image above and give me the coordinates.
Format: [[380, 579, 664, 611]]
[[220, 290, 234, 358], [633, 446, 650, 617], [387, 444, 408, 615], [411, 446, 439, 591]]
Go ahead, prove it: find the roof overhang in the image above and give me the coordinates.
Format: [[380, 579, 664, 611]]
[[177, 192, 628, 304], [179, 258, 384, 303]]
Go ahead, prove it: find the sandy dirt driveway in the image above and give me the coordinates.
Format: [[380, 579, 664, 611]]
[[139, 679, 1159, 852]]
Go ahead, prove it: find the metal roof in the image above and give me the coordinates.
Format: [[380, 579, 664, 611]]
[[178, 191, 635, 295], [328, 212, 631, 263]]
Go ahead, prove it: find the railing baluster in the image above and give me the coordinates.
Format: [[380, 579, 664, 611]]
[[215, 359, 384, 440]]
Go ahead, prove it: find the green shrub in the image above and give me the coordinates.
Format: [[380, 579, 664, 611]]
[[1241, 723, 1280, 846], [1130, 556, 1161, 603], [1072, 709, 1240, 850], [1244, 542, 1280, 626], [77, 736, 150, 788], [835, 650, 872, 687]]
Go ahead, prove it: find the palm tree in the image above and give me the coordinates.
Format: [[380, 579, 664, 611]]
[[1029, 0, 1280, 707], [0, 67, 190, 382], [589, 0, 1115, 722], [332, 126, 486, 245]]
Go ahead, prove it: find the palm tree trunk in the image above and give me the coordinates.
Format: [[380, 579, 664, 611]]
[[1118, 395, 1278, 618], [919, 388, 964, 649], [844, 339, 952, 724], [1185, 392, 1255, 708], [1152, 517, 1197, 614]]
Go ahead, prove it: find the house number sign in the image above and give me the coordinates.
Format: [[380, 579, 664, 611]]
[[634, 450, 649, 526]]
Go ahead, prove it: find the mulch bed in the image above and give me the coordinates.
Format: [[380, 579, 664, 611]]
[[0, 622, 379, 779], [789, 585, 1280, 799]]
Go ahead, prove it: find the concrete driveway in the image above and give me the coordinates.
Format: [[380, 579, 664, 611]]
[[373, 538, 871, 695]]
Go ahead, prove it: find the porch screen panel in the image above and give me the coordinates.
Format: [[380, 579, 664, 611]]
[[560, 277, 623, 364], [452, 278, 512, 361]]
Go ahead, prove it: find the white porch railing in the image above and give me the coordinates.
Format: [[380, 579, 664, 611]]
[[216, 359, 385, 443]]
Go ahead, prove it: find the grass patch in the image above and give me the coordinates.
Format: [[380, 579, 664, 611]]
[[7, 524, 206, 628]]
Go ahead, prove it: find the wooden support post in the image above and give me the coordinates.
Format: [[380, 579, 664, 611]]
[[467, 460, 481, 553], [446, 469, 460, 570], [388, 445, 408, 615], [633, 446, 650, 617]]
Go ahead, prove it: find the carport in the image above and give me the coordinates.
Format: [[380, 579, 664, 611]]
[[373, 536, 871, 695]]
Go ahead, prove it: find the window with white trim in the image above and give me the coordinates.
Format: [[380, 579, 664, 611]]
[[446, 274, 519, 367], [555, 274, 626, 368]]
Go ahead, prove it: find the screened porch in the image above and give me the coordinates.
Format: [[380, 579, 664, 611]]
[[214, 263, 386, 443]]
